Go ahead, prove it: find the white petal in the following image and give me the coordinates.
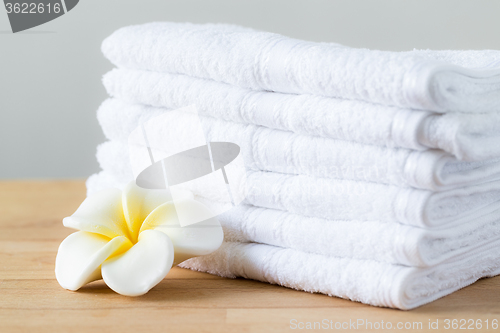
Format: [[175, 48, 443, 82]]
[[140, 199, 224, 265], [101, 229, 174, 296], [63, 188, 130, 239], [122, 182, 194, 242], [55, 231, 132, 291]]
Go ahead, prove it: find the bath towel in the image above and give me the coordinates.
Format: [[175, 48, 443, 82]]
[[97, 99, 500, 190], [202, 199, 500, 268], [103, 69, 500, 161], [102, 22, 500, 113], [179, 240, 500, 310]]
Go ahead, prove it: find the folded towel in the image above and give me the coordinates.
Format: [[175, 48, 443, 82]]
[[178, 240, 500, 310], [102, 22, 500, 113], [91, 154, 500, 229], [199, 198, 500, 268], [103, 69, 500, 161], [97, 99, 500, 190]]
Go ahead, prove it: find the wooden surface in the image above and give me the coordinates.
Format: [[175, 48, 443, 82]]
[[1, 181, 500, 332]]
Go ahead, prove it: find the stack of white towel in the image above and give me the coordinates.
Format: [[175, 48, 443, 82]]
[[88, 22, 500, 309]]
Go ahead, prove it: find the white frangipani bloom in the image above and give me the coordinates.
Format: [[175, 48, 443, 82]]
[[55, 182, 223, 296]]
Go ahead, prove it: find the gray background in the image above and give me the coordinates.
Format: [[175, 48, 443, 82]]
[[1, 0, 500, 179]]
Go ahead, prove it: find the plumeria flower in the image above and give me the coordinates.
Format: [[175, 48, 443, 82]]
[[55, 181, 223, 296]]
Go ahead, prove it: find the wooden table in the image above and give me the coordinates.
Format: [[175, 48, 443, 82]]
[[1, 181, 500, 332]]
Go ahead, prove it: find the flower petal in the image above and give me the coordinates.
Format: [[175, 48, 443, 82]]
[[140, 199, 224, 265], [55, 231, 132, 291], [63, 188, 130, 239], [122, 182, 194, 242], [101, 229, 174, 296]]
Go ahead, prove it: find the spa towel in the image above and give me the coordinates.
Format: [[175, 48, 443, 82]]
[[97, 99, 500, 190], [102, 22, 500, 113], [178, 240, 500, 310], [215, 201, 500, 268], [103, 69, 500, 161]]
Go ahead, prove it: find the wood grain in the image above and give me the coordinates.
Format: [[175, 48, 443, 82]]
[[1, 181, 499, 332]]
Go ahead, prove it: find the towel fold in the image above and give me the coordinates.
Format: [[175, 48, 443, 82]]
[[178, 240, 500, 310], [103, 69, 500, 161], [102, 22, 500, 113], [97, 99, 500, 190], [92, 150, 500, 230], [201, 199, 500, 268]]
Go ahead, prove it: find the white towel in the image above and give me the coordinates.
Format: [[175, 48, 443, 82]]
[[178, 240, 500, 310], [101, 22, 500, 113], [97, 99, 500, 190], [201, 199, 500, 268], [91, 153, 500, 230], [103, 69, 500, 161]]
